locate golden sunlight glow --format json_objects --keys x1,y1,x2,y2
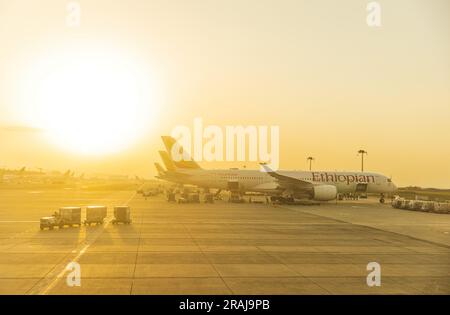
[{"x1": 22, "y1": 46, "x2": 157, "y2": 155}]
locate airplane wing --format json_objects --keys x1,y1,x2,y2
[{"x1": 260, "y1": 164, "x2": 313, "y2": 189}]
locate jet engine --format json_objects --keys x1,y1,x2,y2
[{"x1": 313, "y1": 185, "x2": 337, "y2": 201}]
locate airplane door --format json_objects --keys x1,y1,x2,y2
[{"x1": 355, "y1": 183, "x2": 368, "y2": 193}]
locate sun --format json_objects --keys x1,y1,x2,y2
[{"x1": 23, "y1": 46, "x2": 157, "y2": 155}]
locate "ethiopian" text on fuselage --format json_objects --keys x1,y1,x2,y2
[{"x1": 312, "y1": 172, "x2": 376, "y2": 185}]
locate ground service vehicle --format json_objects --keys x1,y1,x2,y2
[
  {"x1": 178, "y1": 193, "x2": 200, "y2": 204},
  {"x1": 40, "y1": 216, "x2": 59, "y2": 230},
  {"x1": 229, "y1": 192, "x2": 244, "y2": 203},
  {"x1": 144, "y1": 189, "x2": 159, "y2": 197},
  {"x1": 204, "y1": 193, "x2": 214, "y2": 203}
]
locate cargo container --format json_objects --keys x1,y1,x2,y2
[
  {"x1": 59, "y1": 207, "x2": 82, "y2": 227},
  {"x1": 229, "y1": 192, "x2": 245, "y2": 203},
  {"x1": 204, "y1": 193, "x2": 214, "y2": 203},
  {"x1": 412, "y1": 200, "x2": 424, "y2": 211},
  {"x1": 188, "y1": 193, "x2": 200, "y2": 203},
  {"x1": 433, "y1": 203, "x2": 450, "y2": 214},
  {"x1": 391, "y1": 197, "x2": 403, "y2": 208},
  {"x1": 399, "y1": 199, "x2": 410, "y2": 209},
  {"x1": 84, "y1": 206, "x2": 107, "y2": 225},
  {"x1": 177, "y1": 193, "x2": 200, "y2": 204},
  {"x1": 112, "y1": 206, "x2": 131, "y2": 224},
  {"x1": 167, "y1": 192, "x2": 176, "y2": 202},
  {"x1": 405, "y1": 200, "x2": 416, "y2": 210},
  {"x1": 421, "y1": 201, "x2": 435, "y2": 212}
]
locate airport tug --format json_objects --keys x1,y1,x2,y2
[{"x1": 40, "y1": 207, "x2": 82, "y2": 230}]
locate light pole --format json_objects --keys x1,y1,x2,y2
[
  {"x1": 357, "y1": 150, "x2": 368, "y2": 172},
  {"x1": 307, "y1": 156, "x2": 315, "y2": 171}
]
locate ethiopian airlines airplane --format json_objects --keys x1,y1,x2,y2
[{"x1": 156, "y1": 136, "x2": 397, "y2": 203}]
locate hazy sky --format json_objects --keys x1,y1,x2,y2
[{"x1": 0, "y1": 0, "x2": 449, "y2": 187}]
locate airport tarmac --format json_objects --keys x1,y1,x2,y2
[{"x1": 0, "y1": 189, "x2": 449, "y2": 294}]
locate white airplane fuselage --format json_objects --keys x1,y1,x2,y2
[{"x1": 164, "y1": 169, "x2": 397, "y2": 195}]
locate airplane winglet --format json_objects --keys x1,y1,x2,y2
[{"x1": 260, "y1": 163, "x2": 273, "y2": 173}]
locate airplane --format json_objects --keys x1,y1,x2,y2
[
  {"x1": 156, "y1": 136, "x2": 397, "y2": 203},
  {"x1": 63, "y1": 169, "x2": 75, "y2": 177},
  {"x1": 0, "y1": 165, "x2": 84, "y2": 184},
  {"x1": 156, "y1": 151, "x2": 191, "y2": 184},
  {"x1": 0, "y1": 166, "x2": 41, "y2": 182}
]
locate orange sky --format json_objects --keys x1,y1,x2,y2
[{"x1": 0, "y1": 0, "x2": 449, "y2": 187}]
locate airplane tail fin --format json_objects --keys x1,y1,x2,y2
[
  {"x1": 158, "y1": 151, "x2": 177, "y2": 172},
  {"x1": 154, "y1": 162, "x2": 166, "y2": 175},
  {"x1": 161, "y1": 136, "x2": 177, "y2": 154},
  {"x1": 161, "y1": 136, "x2": 202, "y2": 170}
]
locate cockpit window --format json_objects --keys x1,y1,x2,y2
[{"x1": 387, "y1": 178, "x2": 392, "y2": 182}]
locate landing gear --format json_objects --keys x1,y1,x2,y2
[{"x1": 379, "y1": 194, "x2": 385, "y2": 204}]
